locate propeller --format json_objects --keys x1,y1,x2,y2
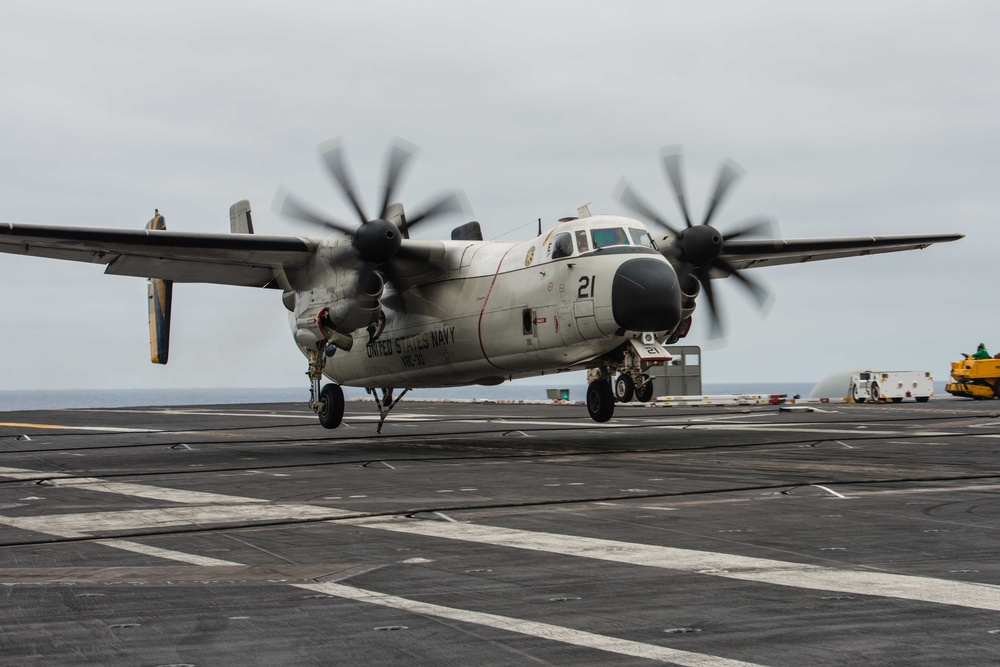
[
  {"x1": 616, "y1": 146, "x2": 774, "y2": 337},
  {"x1": 274, "y1": 139, "x2": 466, "y2": 307}
]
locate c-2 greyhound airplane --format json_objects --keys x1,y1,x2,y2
[{"x1": 0, "y1": 141, "x2": 962, "y2": 430}]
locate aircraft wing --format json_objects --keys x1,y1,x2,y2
[
  {"x1": 719, "y1": 233, "x2": 964, "y2": 271},
  {"x1": 0, "y1": 223, "x2": 318, "y2": 288}
]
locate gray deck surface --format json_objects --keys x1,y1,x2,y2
[{"x1": 1, "y1": 398, "x2": 998, "y2": 666}]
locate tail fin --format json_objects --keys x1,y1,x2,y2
[
  {"x1": 146, "y1": 210, "x2": 173, "y2": 364},
  {"x1": 229, "y1": 199, "x2": 254, "y2": 234}
]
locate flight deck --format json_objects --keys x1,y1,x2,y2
[{"x1": 1, "y1": 399, "x2": 998, "y2": 666}]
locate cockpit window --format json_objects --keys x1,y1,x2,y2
[
  {"x1": 552, "y1": 232, "x2": 574, "y2": 259},
  {"x1": 574, "y1": 230, "x2": 589, "y2": 253},
  {"x1": 628, "y1": 228, "x2": 653, "y2": 248},
  {"x1": 591, "y1": 227, "x2": 630, "y2": 248}
]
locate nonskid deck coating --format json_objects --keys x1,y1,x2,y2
[{"x1": 0, "y1": 399, "x2": 998, "y2": 666}]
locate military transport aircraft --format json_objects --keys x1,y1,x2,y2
[{"x1": 0, "y1": 141, "x2": 962, "y2": 430}]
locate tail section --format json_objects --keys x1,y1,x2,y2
[{"x1": 146, "y1": 210, "x2": 173, "y2": 364}]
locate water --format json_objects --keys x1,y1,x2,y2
[{"x1": 0, "y1": 382, "x2": 830, "y2": 412}]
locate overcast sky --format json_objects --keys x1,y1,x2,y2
[{"x1": 1, "y1": 1, "x2": 995, "y2": 392}]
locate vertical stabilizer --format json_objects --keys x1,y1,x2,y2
[
  {"x1": 229, "y1": 199, "x2": 254, "y2": 234},
  {"x1": 146, "y1": 210, "x2": 173, "y2": 364}
]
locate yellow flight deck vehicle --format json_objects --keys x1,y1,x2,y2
[{"x1": 946, "y1": 356, "x2": 1000, "y2": 399}]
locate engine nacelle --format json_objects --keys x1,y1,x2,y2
[
  {"x1": 293, "y1": 267, "x2": 385, "y2": 351},
  {"x1": 663, "y1": 270, "x2": 699, "y2": 344},
  {"x1": 677, "y1": 270, "x2": 700, "y2": 323}
]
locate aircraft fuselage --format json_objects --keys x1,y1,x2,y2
[{"x1": 290, "y1": 215, "x2": 682, "y2": 389}]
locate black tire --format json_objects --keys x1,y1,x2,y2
[
  {"x1": 634, "y1": 375, "x2": 655, "y2": 403},
  {"x1": 851, "y1": 384, "x2": 866, "y2": 404},
  {"x1": 915, "y1": 396, "x2": 930, "y2": 403},
  {"x1": 993, "y1": 382, "x2": 1000, "y2": 400},
  {"x1": 586, "y1": 380, "x2": 615, "y2": 423},
  {"x1": 318, "y1": 383, "x2": 344, "y2": 429},
  {"x1": 891, "y1": 397, "x2": 903, "y2": 403},
  {"x1": 614, "y1": 374, "x2": 635, "y2": 403},
  {"x1": 870, "y1": 382, "x2": 880, "y2": 402}
]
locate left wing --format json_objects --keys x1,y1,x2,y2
[
  {"x1": 719, "y1": 233, "x2": 964, "y2": 271},
  {"x1": 0, "y1": 223, "x2": 318, "y2": 288}
]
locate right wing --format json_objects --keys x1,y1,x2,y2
[
  {"x1": 719, "y1": 233, "x2": 964, "y2": 271},
  {"x1": 0, "y1": 222, "x2": 320, "y2": 288}
]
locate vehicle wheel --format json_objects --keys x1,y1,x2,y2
[
  {"x1": 891, "y1": 397, "x2": 903, "y2": 403},
  {"x1": 994, "y1": 382, "x2": 1000, "y2": 399},
  {"x1": 915, "y1": 396, "x2": 930, "y2": 403},
  {"x1": 870, "y1": 382, "x2": 880, "y2": 402},
  {"x1": 318, "y1": 383, "x2": 344, "y2": 429},
  {"x1": 634, "y1": 375, "x2": 655, "y2": 403},
  {"x1": 586, "y1": 380, "x2": 615, "y2": 423},
  {"x1": 613, "y1": 374, "x2": 635, "y2": 403},
  {"x1": 851, "y1": 384, "x2": 866, "y2": 403}
]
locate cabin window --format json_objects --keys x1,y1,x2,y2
[
  {"x1": 591, "y1": 227, "x2": 629, "y2": 248},
  {"x1": 575, "y1": 230, "x2": 590, "y2": 253},
  {"x1": 629, "y1": 228, "x2": 653, "y2": 248},
  {"x1": 552, "y1": 232, "x2": 574, "y2": 259}
]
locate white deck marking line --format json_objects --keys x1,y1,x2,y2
[
  {"x1": 833, "y1": 441, "x2": 854, "y2": 449},
  {"x1": 688, "y1": 414, "x2": 774, "y2": 422},
  {"x1": 848, "y1": 483, "x2": 1000, "y2": 497},
  {"x1": 2, "y1": 464, "x2": 998, "y2": 613},
  {"x1": 0, "y1": 503, "x2": 352, "y2": 537},
  {"x1": 657, "y1": 425, "x2": 952, "y2": 436},
  {"x1": 347, "y1": 518, "x2": 1000, "y2": 612},
  {"x1": 0, "y1": 467, "x2": 76, "y2": 480},
  {"x1": 0, "y1": 422, "x2": 161, "y2": 433},
  {"x1": 809, "y1": 485, "x2": 850, "y2": 499},
  {"x1": 99, "y1": 539, "x2": 766, "y2": 667},
  {"x1": 0, "y1": 466, "x2": 269, "y2": 505}
]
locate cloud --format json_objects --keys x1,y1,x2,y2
[{"x1": 0, "y1": 1, "x2": 993, "y2": 390}]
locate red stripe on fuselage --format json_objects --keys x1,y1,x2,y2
[{"x1": 477, "y1": 246, "x2": 516, "y2": 371}]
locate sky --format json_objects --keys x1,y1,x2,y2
[{"x1": 0, "y1": 1, "x2": 996, "y2": 391}]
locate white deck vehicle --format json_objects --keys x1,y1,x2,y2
[{"x1": 850, "y1": 370, "x2": 933, "y2": 403}]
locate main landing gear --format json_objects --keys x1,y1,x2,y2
[
  {"x1": 306, "y1": 346, "x2": 410, "y2": 432},
  {"x1": 587, "y1": 378, "x2": 615, "y2": 423},
  {"x1": 307, "y1": 347, "x2": 345, "y2": 429}
]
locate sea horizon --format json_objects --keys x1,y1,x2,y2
[{"x1": 0, "y1": 380, "x2": 953, "y2": 412}]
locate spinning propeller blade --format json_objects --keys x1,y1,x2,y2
[
  {"x1": 617, "y1": 146, "x2": 773, "y2": 338},
  {"x1": 275, "y1": 139, "x2": 466, "y2": 314}
]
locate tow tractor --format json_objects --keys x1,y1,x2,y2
[
  {"x1": 850, "y1": 370, "x2": 933, "y2": 403},
  {"x1": 946, "y1": 356, "x2": 1000, "y2": 399}
]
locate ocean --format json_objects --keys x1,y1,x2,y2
[
  {"x1": 0, "y1": 382, "x2": 811, "y2": 411},
  {"x1": 0, "y1": 380, "x2": 955, "y2": 412}
]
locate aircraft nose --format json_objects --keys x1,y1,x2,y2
[{"x1": 611, "y1": 258, "x2": 681, "y2": 332}]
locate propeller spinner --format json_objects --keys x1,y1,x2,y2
[{"x1": 616, "y1": 147, "x2": 774, "y2": 337}]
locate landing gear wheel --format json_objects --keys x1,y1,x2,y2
[
  {"x1": 586, "y1": 380, "x2": 615, "y2": 423},
  {"x1": 634, "y1": 375, "x2": 654, "y2": 403},
  {"x1": 852, "y1": 384, "x2": 866, "y2": 403},
  {"x1": 870, "y1": 382, "x2": 880, "y2": 402},
  {"x1": 613, "y1": 374, "x2": 635, "y2": 403},
  {"x1": 317, "y1": 383, "x2": 344, "y2": 429},
  {"x1": 915, "y1": 396, "x2": 930, "y2": 403}
]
